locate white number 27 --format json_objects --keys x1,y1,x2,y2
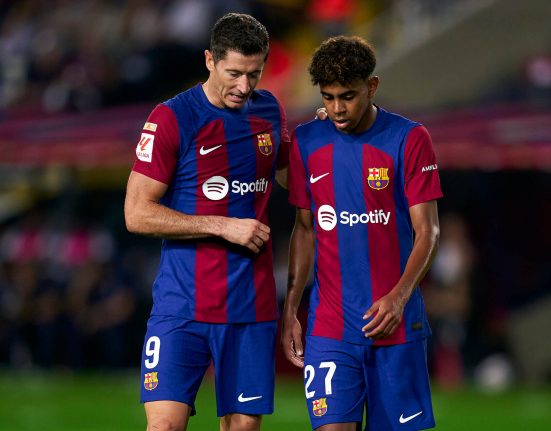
[{"x1": 304, "y1": 361, "x2": 337, "y2": 399}]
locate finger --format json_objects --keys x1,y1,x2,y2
[
  {"x1": 362, "y1": 312, "x2": 384, "y2": 332},
  {"x1": 365, "y1": 314, "x2": 392, "y2": 338},
  {"x1": 251, "y1": 236, "x2": 264, "y2": 248},
  {"x1": 256, "y1": 230, "x2": 270, "y2": 243},
  {"x1": 246, "y1": 242, "x2": 260, "y2": 254},
  {"x1": 257, "y1": 223, "x2": 271, "y2": 234},
  {"x1": 293, "y1": 336, "x2": 304, "y2": 357},
  {"x1": 363, "y1": 301, "x2": 380, "y2": 320},
  {"x1": 291, "y1": 356, "x2": 304, "y2": 368},
  {"x1": 285, "y1": 341, "x2": 304, "y2": 368},
  {"x1": 316, "y1": 108, "x2": 328, "y2": 120}
]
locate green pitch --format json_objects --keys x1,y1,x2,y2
[{"x1": 0, "y1": 371, "x2": 550, "y2": 430}]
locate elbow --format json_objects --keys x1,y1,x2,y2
[
  {"x1": 124, "y1": 206, "x2": 146, "y2": 235},
  {"x1": 124, "y1": 212, "x2": 140, "y2": 234}
]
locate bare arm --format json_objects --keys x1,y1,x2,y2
[
  {"x1": 362, "y1": 200, "x2": 440, "y2": 339},
  {"x1": 281, "y1": 208, "x2": 315, "y2": 367},
  {"x1": 124, "y1": 171, "x2": 270, "y2": 253},
  {"x1": 275, "y1": 166, "x2": 288, "y2": 189}
]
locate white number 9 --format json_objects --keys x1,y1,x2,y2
[{"x1": 145, "y1": 336, "x2": 160, "y2": 369}]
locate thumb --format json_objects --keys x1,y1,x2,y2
[{"x1": 293, "y1": 334, "x2": 304, "y2": 356}]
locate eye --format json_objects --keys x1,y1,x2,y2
[{"x1": 229, "y1": 72, "x2": 240, "y2": 78}]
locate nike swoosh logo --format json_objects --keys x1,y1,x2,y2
[
  {"x1": 199, "y1": 145, "x2": 222, "y2": 155},
  {"x1": 238, "y1": 393, "x2": 263, "y2": 403},
  {"x1": 310, "y1": 172, "x2": 329, "y2": 184},
  {"x1": 399, "y1": 411, "x2": 423, "y2": 424}
]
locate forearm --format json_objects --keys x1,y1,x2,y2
[
  {"x1": 283, "y1": 223, "x2": 315, "y2": 318},
  {"x1": 392, "y1": 226, "x2": 439, "y2": 303},
  {"x1": 125, "y1": 198, "x2": 228, "y2": 240}
]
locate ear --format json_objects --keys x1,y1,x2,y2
[
  {"x1": 368, "y1": 76, "x2": 379, "y2": 98},
  {"x1": 205, "y1": 50, "x2": 215, "y2": 72}
]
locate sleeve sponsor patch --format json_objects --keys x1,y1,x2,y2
[
  {"x1": 136, "y1": 133, "x2": 154, "y2": 162},
  {"x1": 143, "y1": 122, "x2": 157, "y2": 132}
]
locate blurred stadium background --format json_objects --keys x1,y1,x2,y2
[{"x1": 0, "y1": 0, "x2": 550, "y2": 429}]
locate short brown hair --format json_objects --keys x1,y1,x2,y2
[
  {"x1": 210, "y1": 13, "x2": 269, "y2": 63},
  {"x1": 309, "y1": 36, "x2": 376, "y2": 86}
]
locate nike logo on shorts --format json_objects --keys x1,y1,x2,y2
[
  {"x1": 399, "y1": 411, "x2": 423, "y2": 424},
  {"x1": 199, "y1": 145, "x2": 222, "y2": 155},
  {"x1": 238, "y1": 393, "x2": 263, "y2": 402}
]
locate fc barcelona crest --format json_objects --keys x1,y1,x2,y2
[
  {"x1": 312, "y1": 398, "x2": 328, "y2": 417},
  {"x1": 367, "y1": 167, "x2": 390, "y2": 190},
  {"x1": 257, "y1": 133, "x2": 273, "y2": 156},
  {"x1": 144, "y1": 372, "x2": 159, "y2": 391}
]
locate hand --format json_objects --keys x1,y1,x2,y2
[
  {"x1": 221, "y1": 218, "x2": 270, "y2": 253},
  {"x1": 315, "y1": 107, "x2": 328, "y2": 120},
  {"x1": 281, "y1": 315, "x2": 304, "y2": 367},
  {"x1": 362, "y1": 291, "x2": 405, "y2": 340}
]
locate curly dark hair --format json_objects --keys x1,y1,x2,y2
[
  {"x1": 309, "y1": 36, "x2": 376, "y2": 86},
  {"x1": 210, "y1": 13, "x2": 269, "y2": 63}
]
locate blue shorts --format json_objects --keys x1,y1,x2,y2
[
  {"x1": 140, "y1": 316, "x2": 276, "y2": 417},
  {"x1": 304, "y1": 336, "x2": 435, "y2": 431}
]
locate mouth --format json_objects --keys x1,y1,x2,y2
[
  {"x1": 333, "y1": 118, "x2": 350, "y2": 130},
  {"x1": 228, "y1": 92, "x2": 248, "y2": 105}
]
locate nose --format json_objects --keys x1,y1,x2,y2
[
  {"x1": 236, "y1": 75, "x2": 250, "y2": 94},
  {"x1": 333, "y1": 100, "x2": 346, "y2": 115}
]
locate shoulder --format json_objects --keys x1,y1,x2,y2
[
  {"x1": 379, "y1": 107, "x2": 420, "y2": 132},
  {"x1": 295, "y1": 117, "x2": 328, "y2": 140},
  {"x1": 253, "y1": 88, "x2": 277, "y2": 103},
  {"x1": 163, "y1": 85, "x2": 199, "y2": 112}
]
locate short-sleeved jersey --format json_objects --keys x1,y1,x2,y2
[
  {"x1": 132, "y1": 83, "x2": 290, "y2": 323},
  {"x1": 288, "y1": 107, "x2": 442, "y2": 345}
]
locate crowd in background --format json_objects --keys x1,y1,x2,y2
[
  {"x1": 0, "y1": 0, "x2": 550, "y2": 388},
  {"x1": 0, "y1": 0, "x2": 490, "y2": 115}
]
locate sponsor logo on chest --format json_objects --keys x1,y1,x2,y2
[
  {"x1": 317, "y1": 204, "x2": 391, "y2": 231},
  {"x1": 202, "y1": 176, "x2": 269, "y2": 200}
]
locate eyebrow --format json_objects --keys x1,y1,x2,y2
[
  {"x1": 226, "y1": 68, "x2": 262, "y2": 75},
  {"x1": 320, "y1": 90, "x2": 357, "y2": 98}
]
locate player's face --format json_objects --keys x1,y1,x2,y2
[
  {"x1": 205, "y1": 49, "x2": 265, "y2": 109},
  {"x1": 319, "y1": 77, "x2": 379, "y2": 134}
]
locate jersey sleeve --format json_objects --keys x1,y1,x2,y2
[
  {"x1": 404, "y1": 125, "x2": 443, "y2": 207},
  {"x1": 276, "y1": 97, "x2": 291, "y2": 169},
  {"x1": 132, "y1": 104, "x2": 179, "y2": 185},
  {"x1": 288, "y1": 131, "x2": 310, "y2": 209}
]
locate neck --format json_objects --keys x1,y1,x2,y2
[
  {"x1": 202, "y1": 80, "x2": 224, "y2": 109},
  {"x1": 353, "y1": 104, "x2": 378, "y2": 134}
]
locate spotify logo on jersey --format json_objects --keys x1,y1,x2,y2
[
  {"x1": 202, "y1": 176, "x2": 229, "y2": 200},
  {"x1": 317, "y1": 204, "x2": 392, "y2": 231},
  {"x1": 317, "y1": 204, "x2": 337, "y2": 231},
  {"x1": 202, "y1": 176, "x2": 270, "y2": 201}
]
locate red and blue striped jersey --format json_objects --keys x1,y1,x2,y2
[
  {"x1": 288, "y1": 107, "x2": 442, "y2": 345},
  {"x1": 132, "y1": 84, "x2": 290, "y2": 323}
]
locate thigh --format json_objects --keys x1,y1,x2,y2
[
  {"x1": 304, "y1": 336, "x2": 365, "y2": 430},
  {"x1": 365, "y1": 339, "x2": 435, "y2": 431},
  {"x1": 211, "y1": 321, "x2": 277, "y2": 417},
  {"x1": 140, "y1": 316, "x2": 211, "y2": 413}
]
